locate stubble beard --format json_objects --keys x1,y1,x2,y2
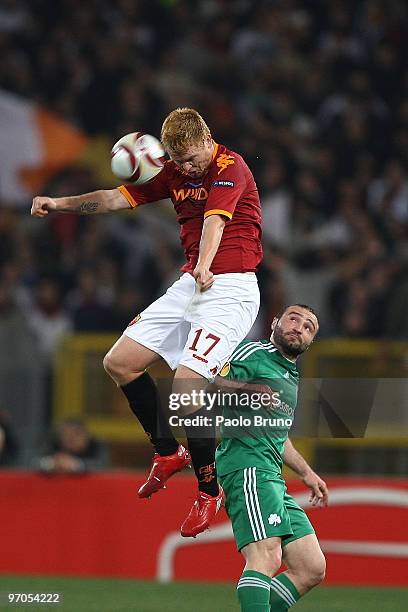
[{"x1": 272, "y1": 325, "x2": 309, "y2": 358}]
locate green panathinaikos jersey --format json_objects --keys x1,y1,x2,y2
[{"x1": 215, "y1": 339, "x2": 299, "y2": 476}]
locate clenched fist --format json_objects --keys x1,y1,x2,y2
[
  {"x1": 31, "y1": 196, "x2": 57, "y2": 217},
  {"x1": 193, "y1": 263, "x2": 214, "y2": 291}
]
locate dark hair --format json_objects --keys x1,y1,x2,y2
[{"x1": 275, "y1": 304, "x2": 318, "y2": 321}]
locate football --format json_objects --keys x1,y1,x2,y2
[{"x1": 111, "y1": 132, "x2": 166, "y2": 183}]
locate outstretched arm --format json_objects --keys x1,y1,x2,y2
[
  {"x1": 283, "y1": 438, "x2": 329, "y2": 507},
  {"x1": 193, "y1": 214, "x2": 226, "y2": 291},
  {"x1": 31, "y1": 188, "x2": 131, "y2": 217}
]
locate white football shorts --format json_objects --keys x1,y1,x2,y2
[{"x1": 124, "y1": 272, "x2": 260, "y2": 380}]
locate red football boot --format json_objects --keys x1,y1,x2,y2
[
  {"x1": 138, "y1": 444, "x2": 191, "y2": 499},
  {"x1": 180, "y1": 485, "x2": 224, "y2": 537}
]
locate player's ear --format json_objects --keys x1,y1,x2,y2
[
  {"x1": 306, "y1": 331, "x2": 318, "y2": 350},
  {"x1": 271, "y1": 317, "x2": 278, "y2": 331}
]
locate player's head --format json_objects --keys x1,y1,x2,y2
[
  {"x1": 270, "y1": 304, "x2": 319, "y2": 359},
  {"x1": 161, "y1": 107, "x2": 213, "y2": 178}
]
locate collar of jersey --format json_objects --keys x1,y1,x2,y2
[{"x1": 269, "y1": 341, "x2": 298, "y2": 369}]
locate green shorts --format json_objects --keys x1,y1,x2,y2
[{"x1": 219, "y1": 467, "x2": 315, "y2": 551}]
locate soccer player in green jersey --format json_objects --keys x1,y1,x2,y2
[{"x1": 215, "y1": 304, "x2": 328, "y2": 611}]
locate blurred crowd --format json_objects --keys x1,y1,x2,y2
[
  {"x1": 1, "y1": 0, "x2": 408, "y2": 361},
  {"x1": 35, "y1": 417, "x2": 110, "y2": 474}
]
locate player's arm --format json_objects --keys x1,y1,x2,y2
[
  {"x1": 283, "y1": 438, "x2": 329, "y2": 507},
  {"x1": 214, "y1": 352, "x2": 274, "y2": 402},
  {"x1": 215, "y1": 373, "x2": 273, "y2": 396},
  {"x1": 195, "y1": 154, "x2": 245, "y2": 291},
  {"x1": 194, "y1": 214, "x2": 226, "y2": 291},
  {"x1": 31, "y1": 188, "x2": 131, "y2": 217}
]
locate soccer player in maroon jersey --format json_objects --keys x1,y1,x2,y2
[{"x1": 31, "y1": 108, "x2": 262, "y2": 537}]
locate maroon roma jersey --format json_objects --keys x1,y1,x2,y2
[{"x1": 118, "y1": 142, "x2": 262, "y2": 274}]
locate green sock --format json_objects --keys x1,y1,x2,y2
[
  {"x1": 237, "y1": 570, "x2": 271, "y2": 611},
  {"x1": 269, "y1": 574, "x2": 300, "y2": 610}
]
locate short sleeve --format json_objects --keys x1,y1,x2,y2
[
  {"x1": 204, "y1": 153, "x2": 246, "y2": 220},
  {"x1": 223, "y1": 347, "x2": 263, "y2": 382},
  {"x1": 117, "y1": 167, "x2": 171, "y2": 209}
]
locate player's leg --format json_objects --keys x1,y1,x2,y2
[
  {"x1": 103, "y1": 335, "x2": 180, "y2": 456},
  {"x1": 220, "y1": 469, "x2": 293, "y2": 612},
  {"x1": 179, "y1": 273, "x2": 260, "y2": 535},
  {"x1": 238, "y1": 538, "x2": 282, "y2": 612},
  {"x1": 282, "y1": 534, "x2": 326, "y2": 594},
  {"x1": 104, "y1": 334, "x2": 160, "y2": 385},
  {"x1": 174, "y1": 364, "x2": 218, "y2": 493},
  {"x1": 172, "y1": 363, "x2": 224, "y2": 536},
  {"x1": 269, "y1": 495, "x2": 325, "y2": 610},
  {"x1": 268, "y1": 534, "x2": 325, "y2": 610},
  {"x1": 103, "y1": 274, "x2": 196, "y2": 495}
]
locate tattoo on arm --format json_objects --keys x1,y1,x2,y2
[{"x1": 75, "y1": 201, "x2": 100, "y2": 214}]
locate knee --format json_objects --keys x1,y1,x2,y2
[
  {"x1": 103, "y1": 350, "x2": 128, "y2": 381},
  {"x1": 304, "y1": 553, "x2": 326, "y2": 588},
  {"x1": 262, "y1": 542, "x2": 282, "y2": 577},
  {"x1": 265, "y1": 545, "x2": 283, "y2": 576},
  {"x1": 245, "y1": 540, "x2": 282, "y2": 577}
]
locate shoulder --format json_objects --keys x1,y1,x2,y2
[
  {"x1": 230, "y1": 339, "x2": 275, "y2": 363},
  {"x1": 257, "y1": 349, "x2": 299, "y2": 379},
  {"x1": 221, "y1": 340, "x2": 275, "y2": 380},
  {"x1": 212, "y1": 143, "x2": 248, "y2": 175},
  {"x1": 219, "y1": 341, "x2": 262, "y2": 378}
]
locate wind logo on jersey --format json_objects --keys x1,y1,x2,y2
[
  {"x1": 220, "y1": 362, "x2": 230, "y2": 377},
  {"x1": 268, "y1": 513, "x2": 282, "y2": 526},
  {"x1": 212, "y1": 180, "x2": 235, "y2": 188},
  {"x1": 173, "y1": 187, "x2": 209, "y2": 202},
  {"x1": 216, "y1": 153, "x2": 235, "y2": 175}
]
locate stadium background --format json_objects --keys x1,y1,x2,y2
[{"x1": 0, "y1": 0, "x2": 407, "y2": 610}]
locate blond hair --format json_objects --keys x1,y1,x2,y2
[{"x1": 161, "y1": 108, "x2": 211, "y2": 154}]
